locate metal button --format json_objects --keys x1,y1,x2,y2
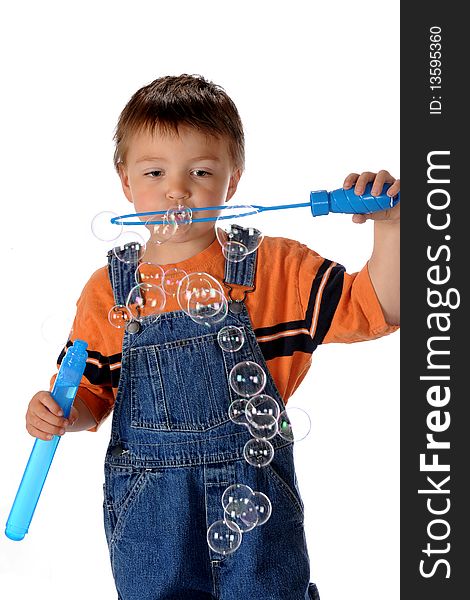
[
  {"x1": 228, "y1": 301, "x2": 243, "y2": 315},
  {"x1": 111, "y1": 444, "x2": 127, "y2": 457},
  {"x1": 126, "y1": 320, "x2": 141, "y2": 334}
]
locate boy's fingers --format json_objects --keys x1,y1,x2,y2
[
  {"x1": 26, "y1": 424, "x2": 52, "y2": 441},
  {"x1": 371, "y1": 170, "x2": 393, "y2": 196},
  {"x1": 343, "y1": 172, "x2": 359, "y2": 188},
  {"x1": 354, "y1": 171, "x2": 376, "y2": 194},
  {"x1": 36, "y1": 391, "x2": 64, "y2": 417},
  {"x1": 34, "y1": 403, "x2": 68, "y2": 428},
  {"x1": 387, "y1": 178, "x2": 400, "y2": 196},
  {"x1": 26, "y1": 422, "x2": 65, "y2": 441},
  {"x1": 28, "y1": 413, "x2": 66, "y2": 437}
]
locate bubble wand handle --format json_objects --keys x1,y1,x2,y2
[
  {"x1": 309, "y1": 182, "x2": 399, "y2": 217},
  {"x1": 5, "y1": 339, "x2": 88, "y2": 542}
]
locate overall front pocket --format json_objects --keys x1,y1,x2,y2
[{"x1": 129, "y1": 333, "x2": 239, "y2": 431}]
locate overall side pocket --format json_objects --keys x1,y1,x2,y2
[{"x1": 103, "y1": 464, "x2": 154, "y2": 547}]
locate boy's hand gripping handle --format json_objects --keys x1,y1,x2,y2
[
  {"x1": 5, "y1": 339, "x2": 88, "y2": 541},
  {"x1": 310, "y1": 182, "x2": 400, "y2": 217}
]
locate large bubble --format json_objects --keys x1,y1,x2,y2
[
  {"x1": 90, "y1": 210, "x2": 123, "y2": 242},
  {"x1": 217, "y1": 326, "x2": 245, "y2": 352},
  {"x1": 224, "y1": 498, "x2": 258, "y2": 532},
  {"x1": 135, "y1": 262, "x2": 164, "y2": 287},
  {"x1": 229, "y1": 361, "x2": 266, "y2": 398},
  {"x1": 207, "y1": 519, "x2": 242, "y2": 555},
  {"x1": 228, "y1": 398, "x2": 250, "y2": 426},
  {"x1": 176, "y1": 272, "x2": 224, "y2": 314},
  {"x1": 107, "y1": 304, "x2": 132, "y2": 329},
  {"x1": 215, "y1": 211, "x2": 264, "y2": 263},
  {"x1": 243, "y1": 438, "x2": 274, "y2": 467},
  {"x1": 144, "y1": 214, "x2": 177, "y2": 247},
  {"x1": 278, "y1": 406, "x2": 311, "y2": 442},
  {"x1": 126, "y1": 283, "x2": 166, "y2": 320},
  {"x1": 250, "y1": 491, "x2": 272, "y2": 526},
  {"x1": 112, "y1": 232, "x2": 147, "y2": 264},
  {"x1": 162, "y1": 267, "x2": 188, "y2": 297}
]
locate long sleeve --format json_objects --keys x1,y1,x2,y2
[{"x1": 49, "y1": 266, "x2": 123, "y2": 431}]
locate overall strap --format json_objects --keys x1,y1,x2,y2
[
  {"x1": 223, "y1": 225, "x2": 260, "y2": 310},
  {"x1": 107, "y1": 244, "x2": 140, "y2": 306}
]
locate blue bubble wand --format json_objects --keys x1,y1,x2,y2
[
  {"x1": 5, "y1": 340, "x2": 88, "y2": 541},
  {"x1": 110, "y1": 182, "x2": 399, "y2": 226}
]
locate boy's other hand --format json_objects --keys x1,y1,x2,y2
[
  {"x1": 26, "y1": 391, "x2": 78, "y2": 441},
  {"x1": 343, "y1": 170, "x2": 400, "y2": 225}
]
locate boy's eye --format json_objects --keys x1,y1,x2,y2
[
  {"x1": 192, "y1": 169, "x2": 210, "y2": 177},
  {"x1": 146, "y1": 170, "x2": 163, "y2": 177}
]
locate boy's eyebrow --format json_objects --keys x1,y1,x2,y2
[{"x1": 136, "y1": 155, "x2": 221, "y2": 163}]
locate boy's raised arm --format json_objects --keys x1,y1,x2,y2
[{"x1": 343, "y1": 170, "x2": 400, "y2": 326}]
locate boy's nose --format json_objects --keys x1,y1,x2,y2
[{"x1": 165, "y1": 177, "x2": 190, "y2": 202}]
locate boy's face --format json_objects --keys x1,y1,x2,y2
[{"x1": 118, "y1": 125, "x2": 241, "y2": 246}]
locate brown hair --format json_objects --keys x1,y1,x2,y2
[{"x1": 113, "y1": 74, "x2": 245, "y2": 172}]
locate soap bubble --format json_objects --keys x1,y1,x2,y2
[
  {"x1": 176, "y1": 272, "x2": 224, "y2": 314},
  {"x1": 229, "y1": 361, "x2": 266, "y2": 398},
  {"x1": 188, "y1": 291, "x2": 229, "y2": 328},
  {"x1": 243, "y1": 438, "x2": 274, "y2": 467},
  {"x1": 247, "y1": 418, "x2": 278, "y2": 440},
  {"x1": 166, "y1": 204, "x2": 192, "y2": 239},
  {"x1": 40, "y1": 309, "x2": 75, "y2": 348},
  {"x1": 224, "y1": 498, "x2": 258, "y2": 532},
  {"x1": 207, "y1": 519, "x2": 242, "y2": 555},
  {"x1": 108, "y1": 304, "x2": 132, "y2": 329},
  {"x1": 246, "y1": 395, "x2": 280, "y2": 440},
  {"x1": 221, "y1": 484, "x2": 254, "y2": 510},
  {"x1": 126, "y1": 283, "x2": 166, "y2": 320},
  {"x1": 135, "y1": 262, "x2": 164, "y2": 287},
  {"x1": 228, "y1": 398, "x2": 250, "y2": 426},
  {"x1": 144, "y1": 214, "x2": 177, "y2": 246},
  {"x1": 187, "y1": 288, "x2": 224, "y2": 319},
  {"x1": 217, "y1": 326, "x2": 245, "y2": 352},
  {"x1": 216, "y1": 216, "x2": 264, "y2": 262},
  {"x1": 278, "y1": 407, "x2": 311, "y2": 442},
  {"x1": 112, "y1": 232, "x2": 147, "y2": 264},
  {"x1": 251, "y1": 491, "x2": 272, "y2": 526},
  {"x1": 90, "y1": 210, "x2": 123, "y2": 242},
  {"x1": 162, "y1": 267, "x2": 188, "y2": 297},
  {"x1": 245, "y1": 395, "x2": 280, "y2": 427},
  {"x1": 221, "y1": 241, "x2": 249, "y2": 263}
]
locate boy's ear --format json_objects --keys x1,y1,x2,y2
[
  {"x1": 117, "y1": 163, "x2": 133, "y2": 204},
  {"x1": 226, "y1": 168, "x2": 242, "y2": 202}
]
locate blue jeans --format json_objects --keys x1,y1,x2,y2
[{"x1": 103, "y1": 249, "x2": 320, "y2": 599}]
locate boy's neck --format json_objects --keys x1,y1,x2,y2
[{"x1": 142, "y1": 229, "x2": 217, "y2": 266}]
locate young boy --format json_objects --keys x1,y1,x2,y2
[{"x1": 26, "y1": 74, "x2": 400, "y2": 600}]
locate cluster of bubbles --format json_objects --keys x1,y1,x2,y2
[
  {"x1": 227, "y1": 361, "x2": 311, "y2": 465},
  {"x1": 206, "y1": 325, "x2": 311, "y2": 555},
  {"x1": 207, "y1": 483, "x2": 272, "y2": 555},
  {"x1": 107, "y1": 269, "x2": 234, "y2": 330},
  {"x1": 90, "y1": 204, "x2": 193, "y2": 251},
  {"x1": 91, "y1": 202, "x2": 311, "y2": 556},
  {"x1": 91, "y1": 203, "x2": 265, "y2": 266}
]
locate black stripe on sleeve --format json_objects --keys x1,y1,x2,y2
[
  {"x1": 258, "y1": 333, "x2": 318, "y2": 361},
  {"x1": 57, "y1": 342, "x2": 122, "y2": 387},
  {"x1": 311, "y1": 263, "x2": 345, "y2": 345}
]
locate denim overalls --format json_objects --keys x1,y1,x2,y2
[{"x1": 103, "y1": 240, "x2": 320, "y2": 600}]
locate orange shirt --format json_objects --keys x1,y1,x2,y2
[{"x1": 51, "y1": 236, "x2": 398, "y2": 431}]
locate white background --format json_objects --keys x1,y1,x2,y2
[{"x1": 0, "y1": 1, "x2": 400, "y2": 598}]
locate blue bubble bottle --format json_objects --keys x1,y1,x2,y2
[{"x1": 5, "y1": 339, "x2": 88, "y2": 541}]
